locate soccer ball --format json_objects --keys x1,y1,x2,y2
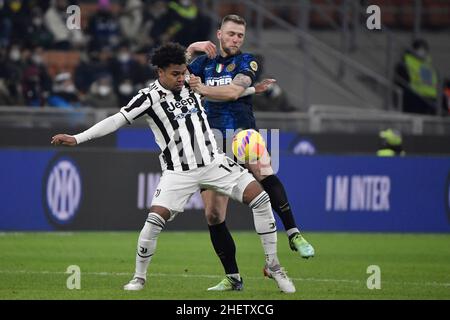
[{"x1": 232, "y1": 129, "x2": 266, "y2": 162}]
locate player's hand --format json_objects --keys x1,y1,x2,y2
[
  {"x1": 51, "y1": 134, "x2": 77, "y2": 146},
  {"x1": 189, "y1": 75, "x2": 204, "y2": 93},
  {"x1": 254, "y1": 79, "x2": 276, "y2": 94},
  {"x1": 189, "y1": 41, "x2": 217, "y2": 59}
]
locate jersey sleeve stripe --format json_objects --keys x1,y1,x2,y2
[
  {"x1": 119, "y1": 111, "x2": 131, "y2": 124},
  {"x1": 124, "y1": 93, "x2": 148, "y2": 112}
]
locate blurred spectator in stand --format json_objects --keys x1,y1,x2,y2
[
  {"x1": 74, "y1": 44, "x2": 112, "y2": 94},
  {"x1": 87, "y1": 0, "x2": 121, "y2": 49},
  {"x1": 0, "y1": 1, "x2": 13, "y2": 47},
  {"x1": 0, "y1": 78, "x2": 11, "y2": 105},
  {"x1": 443, "y1": 78, "x2": 450, "y2": 116},
  {"x1": 24, "y1": 7, "x2": 53, "y2": 49},
  {"x1": 110, "y1": 41, "x2": 141, "y2": 105},
  {"x1": 133, "y1": 52, "x2": 157, "y2": 87},
  {"x1": 376, "y1": 129, "x2": 405, "y2": 157},
  {"x1": 44, "y1": 0, "x2": 84, "y2": 49},
  {"x1": 116, "y1": 79, "x2": 135, "y2": 107},
  {"x1": 48, "y1": 72, "x2": 80, "y2": 108},
  {"x1": 0, "y1": 42, "x2": 26, "y2": 105},
  {"x1": 252, "y1": 54, "x2": 296, "y2": 112},
  {"x1": 1, "y1": 0, "x2": 31, "y2": 47},
  {"x1": 151, "y1": 0, "x2": 211, "y2": 47},
  {"x1": 0, "y1": 45, "x2": 12, "y2": 105},
  {"x1": 83, "y1": 73, "x2": 119, "y2": 108},
  {"x1": 139, "y1": 0, "x2": 169, "y2": 51},
  {"x1": 21, "y1": 45, "x2": 52, "y2": 106},
  {"x1": 119, "y1": 0, "x2": 143, "y2": 49},
  {"x1": 394, "y1": 39, "x2": 439, "y2": 115}
]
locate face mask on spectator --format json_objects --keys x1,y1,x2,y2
[
  {"x1": 98, "y1": 85, "x2": 111, "y2": 96},
  {"x1": 152, "y1": 3, "x2": 167, "y2": 18},
  {"x1": 119, "y1": 82, "x2": 133, "y2": 95},
  {"x1": 415, "y1": 47, "x2": 428, "y2": 59},
  {"x1": 9, "y1": 49, "x2": 21, "y2": 61},
  {"x1": 64, "y1": 84, "x2": 76, "y2": 93},
  {"x1": 33, "y1": 17, "x2": 43, "y2": 27},
  {"x1": 118, "y1": 52, "x2": 131, "y2": 63},
  {"x1": 32, "y1": 54, "x2": 43, "y2": 65},
  {"x1": 180, "y1": 0, "x2": 192, "y2": 7}
]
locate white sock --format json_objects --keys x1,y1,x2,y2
[
  {"x1": 134, "y1": 212, "x2": 165, "y2": 280},
  {"x1": 286, "y1": 228, "x2": 300, "y2": 238},
  {"x1": 227, "y1": 273, "x2": 241, "y2": 281},
  {"x1": 249, "y1": 191, "x2": 279, "y2": 267}
]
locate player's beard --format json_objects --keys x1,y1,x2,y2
[
  {"x1": 221, "y1": 39, "x2": 239, "y2": 57},
  {"x1": 223, "y1": 46, "x2": 232, "y2": 56}
]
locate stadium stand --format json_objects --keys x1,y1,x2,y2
[
  {"x1": 0, "y1": 0, "x2": 448, "y2": 135},
  {"x1": 43, "y1": 50, "x2": 80, "y2": 78}
]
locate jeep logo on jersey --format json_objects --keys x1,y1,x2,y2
[
  {"x1": 167, "y1": 97, "x2": 196, "y2": 112},
  {"x1": 44, "y1": 156, "x2": 82, "y2": 225}
]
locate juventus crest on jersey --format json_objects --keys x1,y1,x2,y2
[{"x1": 119, "y1": 80, "x2": 219, "y2": 172}]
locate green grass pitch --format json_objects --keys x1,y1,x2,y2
[{"x1": 0, "y1": 232, "x2": 449, "y2": 300}]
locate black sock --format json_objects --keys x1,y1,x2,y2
[
  {"x1": 208, "y1": 221, "x2": 239, "y2": 274},
  {"x1": 260, "y1": 174, "x2": 298, "y2": 231}
]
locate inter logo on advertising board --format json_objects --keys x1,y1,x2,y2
[{"x1": 43, "y1": 156, "x2": 82, "y2": 225}]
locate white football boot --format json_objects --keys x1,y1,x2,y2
[
  {"x1": 123, "y1": 277, "x2": 145, "y2": 291},
  {"x1": 263, "y1": 265, "x2": 296, "y2": 293}
]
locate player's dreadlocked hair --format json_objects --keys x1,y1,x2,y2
[{"x1": 150, "y1": 42, "x2": 187, "y2": 69}]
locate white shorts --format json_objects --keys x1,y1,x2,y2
[{"x1": 151, "y1": 153, "x2": 255, "y2": 220}]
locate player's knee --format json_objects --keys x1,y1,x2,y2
[
  {"x1": 242, "y1": 180, "x2": 264, "y2": 205},
  {"x1": 149, "y1": 206, "x2": 171, "y2": 221},
  {"x1": 204, "y1": 206, "x2": 226, "y2": 225}
]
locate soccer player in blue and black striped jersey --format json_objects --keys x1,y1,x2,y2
[{"x1": 187, "y1": 14, "x2": 315, "y2": 291}]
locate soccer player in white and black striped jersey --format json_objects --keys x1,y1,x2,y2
[{"x1": 51, "y1": 43, "x2": 295, "y2": 293}]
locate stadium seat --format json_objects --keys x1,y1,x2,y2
[
  {"x1": 423, "y1": 0, "x2": 450, "y2": 29},
  {"x1": 216, "y1": 3, "x2": 246, "y2": 21},
  {"x1": 309, "y1": 0, "x2": 339, "y2": 29},
  {"x1": 43, "y1": 51, "x2": 81, "y2": 79},
  {"x1": 367, "y1": 0, "x2": 397, "y2": 27},
  {"x1": 79, "y1": 2, "x2": 122, "y2": 30}
]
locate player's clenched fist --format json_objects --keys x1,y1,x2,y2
[
  {"x1": 189, "y1": 75, "x2": 204, "y2": 91},
  {"x1": 51, "y1": 134, "x2": 77, "y2": 146}
]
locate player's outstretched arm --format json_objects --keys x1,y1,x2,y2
[
  {"x1": 51, "y1": 134, "x2": 77, "y2": 146},
  {"x1": 51, "y1": 112, "x2": 127, "y2": 146},
  {"x1": 239, "y1": 78, "x2": 277, "y2": 98}
]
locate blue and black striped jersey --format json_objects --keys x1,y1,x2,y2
[{"x1": 188, "y1": 52, "x2": 260, "y2": 135}]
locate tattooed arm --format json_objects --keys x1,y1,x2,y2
[{"x1": 189, "y1": 73, "x2": 251, "y2": 101}]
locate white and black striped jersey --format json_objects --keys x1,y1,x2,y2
[{"x1": 119, "y1": 80, "x2": 219, "y2": 172}]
